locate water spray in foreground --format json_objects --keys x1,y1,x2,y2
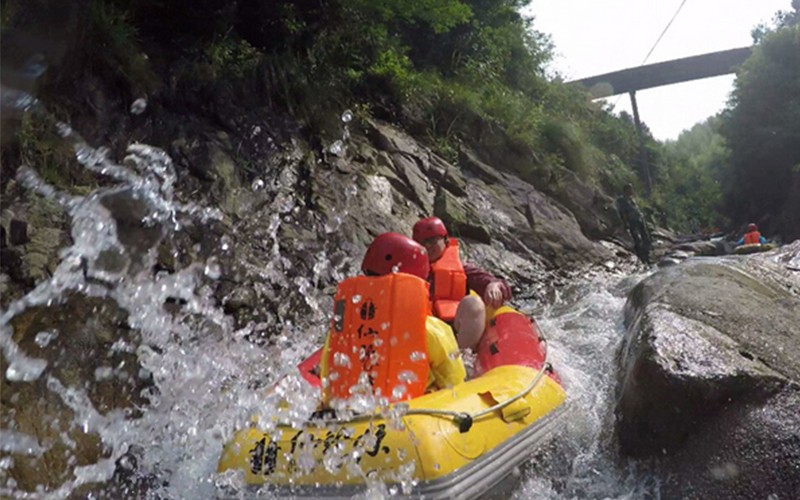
[{"x1": 0, "y1": 118, "x2": 325, "y2": 498}]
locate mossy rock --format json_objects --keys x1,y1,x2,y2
[
  {"x1": 2, "y1": 293, "x2": 151, "y2": 493},
  {"x1": 433, "y1": 189, "x2": 491, "y2": 243}
]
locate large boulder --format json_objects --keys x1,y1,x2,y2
[
  {"x1": 616, "y1": 255, "x2": 800, "y2": 498},
  {"x1": 1, "y1": 294, "x2": 151, "y2": 493}
]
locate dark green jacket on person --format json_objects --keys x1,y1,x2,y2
[{"x1": 616, "y1": 195, "x2": 644, "y2": 226}]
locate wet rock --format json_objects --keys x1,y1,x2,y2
[
  {"x1": 173, "y1": 136, "x2": 241, "y2": 213},
  {"x1": 616, "y1": 256, "x2": 800, "y2": 498},
  {"x1": 98, "y1": 188, "x2": 165, "y2": 273},
  {"x1": 1, "y1": 294, "x2": 150, "y2": 493},
  {"x1": 523, "y1": 188, "x2": 611, "y2": 265},
  {"x1": 459, "y1": 148, "x2": 503, "y2": 185},
  {"x1": 23, "y1": 227, "x2": 64, "y2": 283},
  {"x1": 674, "y1": 240, "x2": 718, "y2": 256},
  {"x1": 367, "y1": 119, "x2": 423, "y2": 161},
  {"x1": 390, "y1": 152, "x2": 434, "y2": 213},
  {"x1": 428, "y1": 152, "x2": 467, "y2": 197},
  {"x1": 660, "y1": 387, "x2": 800, "y2": 500},
  {"x1": 544, "y1": 169, "x2": 618, "y2": 241},
  {"x1": 9, "y1": 219, "x2": 28, "y2": 245},
  {"x1": 650, "y1": 227, "x2": 677, "y2": 243},
  {"x1": 433, "y1": 189, "x2": 491, "y2": 244}
]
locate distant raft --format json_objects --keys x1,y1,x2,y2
[
  {"x1": 733, "y1": 243, "x2": 777, "y2": 255},
  {"x1": 217, "y1": 305, "x2": 568, "y2": 499}
]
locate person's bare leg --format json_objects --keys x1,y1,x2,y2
[{"x1": 453, "y1": 295, "x2": 486, "y2": 350}]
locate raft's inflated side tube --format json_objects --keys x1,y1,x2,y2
[
  {"x1": 217, "y1": 365, "x2": 566, "y2": 491},
  {"x1": 475, "y1": 306, "x2": 546, "y2": 376},
  {"x1": 734, "y1": 242, "x2": 777, "y2": 255}
]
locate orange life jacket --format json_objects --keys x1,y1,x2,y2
[
  {"x1": 430, "y1": 239, "x2": 468, "y2": 322},
  {"x1": 324, "y1": 273, "x2": 430, "y2": 404},
  {"x1": 744, "y1": 231, "x2": 761, "y2": 245}
]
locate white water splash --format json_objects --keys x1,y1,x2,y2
[{"x1": 513, "y1": 272, "x2": 660, "y2": 499}]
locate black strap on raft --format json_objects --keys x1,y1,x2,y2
[{"x1": 301, "y1": 340, "x2": 553, "y2": 434}]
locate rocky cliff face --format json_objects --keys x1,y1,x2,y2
[
  {"x1": 1, "y1": 105, "x2": 636, "y2": 327},
  {"x1": 0, "y1": 95, "x2": 641, "y2": 493}
]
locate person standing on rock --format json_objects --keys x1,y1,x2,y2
[
  {"x1": 616, "y1": 184, "x2": 652, "y2": 265},
  {"x1": 412, "y1": 216, "x2": 512, "y2": 351}
]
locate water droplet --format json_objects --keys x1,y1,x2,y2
[
  {"x1": 324, "y1": 215, "x2": 342, "y2": 234},
  {"x1": 433, "y1": 463, "x2": 440, "y2": 471},
  {"x1": 391, "y1": 264, "x2": 400, "y2": 273},
  {"x1": 251, "y1": 178, "x2": 265, "y2": 191},
  {"x1": 1, "y1": 89, "x2": 38, "y2": 112},
  {"x1": 345, "y1": 183, "x2": 358, "y2": 197},
  {"x1": 333, "y1": 352, "x2": 351, "y2": 368},
  {"x1": 204, "y1": 259, "x2": 222, "y2": 279},
  {"x1": 250, "y1": 125, "x2": 262, "y2": 137},
  {"x1": 398, "y1": 370, "x2": 417, "y2": 383},
  {"x1": 130, "y1": 98, "x2": 147, "y2": 115},
  {"x1": 220, "y1": 236, "x2": 231, "y2": 251},
  {"x1": 5, "y1": 358, "x2": 47, "y2": 382},
  {"x1": 55, "y1": 122, "x2": 73, "y2": 138},
  {"x1": 94, "y1": 367, "x2": 114, "y2": 381},
  {"x1": 392, "y1": 385, "x2": 407, "y2": 399},
  {"x1": 34, "y1": 330, "x2": 59, "y2": 348},
  {"x1": 351, "y1": 294, "x2": 362, "y2": 304},
  {"x1": 381, "y1": 322, "x2": 390, "y2": 330},
  {"x1": 341, "y1": 109, "x2": 353, "y2": 123},
  {"x1": 409, "y1": 351, "x2": 426, "y2": 362},
  {"x1": 329, "y1": 140, "x2": 344, "y2": 156},
  {"x1": 22, "y1": 53, "x2": 48, "y2": 79}
]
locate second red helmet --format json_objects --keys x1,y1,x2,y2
[
  {"x1": 362, "y1": 232, "x2": 430, "y2": 279},
  {"x1": 746, "y1": 223, "x2": 758, "y2": 232},
  {"x1": 412, "y1": 217, "x2": 448, "y2": 243}
]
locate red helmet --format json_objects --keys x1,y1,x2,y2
[
  {"x1": 362, "y1": 233, "x2": 429, "y2": 279},
  {"x1": 412, "y1": 217, "x2": 448, "y2": 243},
  {"x1": 746, "y1": 223, "x2": 758, "y2": 232}
]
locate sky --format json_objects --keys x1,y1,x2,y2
[{"x1": 529, "y1": 0, "x2": 793, "y2": 141}]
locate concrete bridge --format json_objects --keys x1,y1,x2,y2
[
  {"x1": 567, "y1": 47, "x2": 752, "y2": 98},
  {"x1": 566, "y1": 47, "x2": 753, "y2": 192}
]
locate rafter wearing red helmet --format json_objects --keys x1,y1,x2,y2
[
  {"x1": 319, "y1": 232, "x2": 466, "y2": 408},
  {"x1": 737, "y1": 223, "x2": 767, "y2": 246},
  {"x1": 412, "y1": 217, "x2": 513, "y2": 351}
]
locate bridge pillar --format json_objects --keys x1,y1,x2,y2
[{"x1": 629, "y1": 91, "x2": 652, "y2": 195}]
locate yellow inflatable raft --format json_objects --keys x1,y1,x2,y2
[
  {"x1": 733, "y1": 242, "x2": 777, "y2": 255},
  {"x1": 218, "y1": 307, "x2": 568, "y2": 498}
]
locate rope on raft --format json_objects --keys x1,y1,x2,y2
[{"x1": 306, "y1": 337, "x2": 553, "y2": 433}]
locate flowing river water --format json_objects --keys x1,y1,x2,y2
[{"x1": 1, "y1": 99, "x2": 660, "y2": 499}]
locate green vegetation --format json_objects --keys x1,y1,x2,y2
[
  {"x1": 720, "y1": 21, "x2": 800, "y2": 236},
  {"x1": 3, "y1": 0, "x2": 798, "y2": 239},
  {"x1": 652, "y1": 118, "x2": 728, "y2": 232}
]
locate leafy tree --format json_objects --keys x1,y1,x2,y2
[
  {"x1": 720, "y1": 23, "x2": 800, "y2": 236},
  {"x1": 652, "y1": 118, "x2": 728, "y2": 232}
]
